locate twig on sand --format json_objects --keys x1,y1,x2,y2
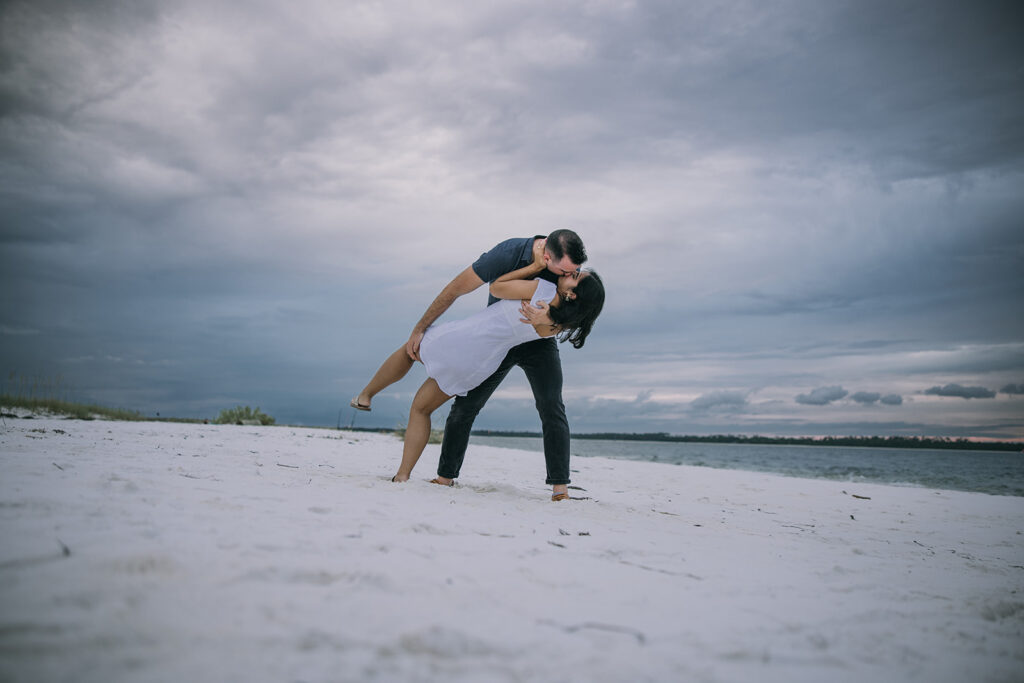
[
  {"x1": 0, "y1": 540, "x2": 71, "y2": 570},
  {"x1": 276, "y1": 463, "x2": 299, "y2": 469},
  {"x1": 913, "y1": 540, "x2": 935, "y2": 555},
  {"x1": 541, "y1": 620, "x2": 647, "y2": 645}
]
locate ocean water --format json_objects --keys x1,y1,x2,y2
[{"x1": 469, "y1": 436, "x2": 1024, "y2": 497}]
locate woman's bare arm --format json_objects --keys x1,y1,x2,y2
[
  {"x1": 489, "y1": 239, "x2": 547, "y2": 300},
  {"x1": 489, "y1": 275, "x2": 541, "y2": 300}
]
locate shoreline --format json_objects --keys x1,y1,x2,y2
[
  {"x1": 476, "y1": 429, "x2": 1024, "y2": 452},
  {"x1": 471, "y1": 434, "x2": 1024, "y2": 498},
  {"x1": 7, "y1": 408, "x2": 1022, "y2": 496},
  {"x1": 2, "y1": 418, "x2": 1022, "y2": 682}
]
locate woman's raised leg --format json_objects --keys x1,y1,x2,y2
[
  {"x1": 354, "y1": 346, "x2": 415, "y2": 409},
  {"x1": 392, "y1": 378, "x2": 451, "y2": 482}
]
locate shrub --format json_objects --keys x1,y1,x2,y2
[{"x1": 215, "y1": 405, "x2": 275, "y2": 426}]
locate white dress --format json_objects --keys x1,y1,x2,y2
[{"x1": 420, "y1": 279, "x2": 557, "y2": 397}]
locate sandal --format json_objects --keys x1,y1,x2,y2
[
  {"x1": 349, "y1": 398, "x2": 371, "y2": 412},
  {"x1": 430, "y1": 478, "x2": 454, "y2": 487},
  {"x1": 551, "y1": 492, "x2": 570, "y2": 501}
]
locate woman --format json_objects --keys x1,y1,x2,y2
[{"x1": 352, "y1": 241, "x2": 604, "y2": 499}]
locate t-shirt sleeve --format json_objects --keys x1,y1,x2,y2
[{"x1": 471, "y1": 238, "x2": 525, "y2": 283}]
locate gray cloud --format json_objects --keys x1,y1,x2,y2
[
  {"x1": 923, "y1": 384, "x2": 996, "y2": 400},
  {"x1": 795, "y1": 386, "x2": 849, "y2": 406},
  {"x1": 999, "y1": 383, "x2": 1024, "y2": 396},
  {"x1": 691, "y1": 391, "x2": 749, "y2": 413},
  {"x1": 850, "y1": 392, "x2": 904, "y2": 407},
  {"x1": 634, "y1": 389, "x2": 655, "y2": 404}
]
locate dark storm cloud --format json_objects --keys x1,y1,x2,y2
[
  {"x1": 586, "y1": 1, "x2": 1024, "y2": 355},
  {"x1": 795, "y1": 386, "x2": 849, "y2": 406},
  {"x1": 1001, "y1": 383, "x2": 1024, "y2": 396},
  {"x1": 2, "y1": 0, "x2": 1023, "y2": 436},
  {"x1": 923, "y1": 384, "x2": 997, "y2": 400},
  {"x1": 548, "y1": 0, "x2": 1024, "y2": 177}
]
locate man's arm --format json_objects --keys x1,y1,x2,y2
[
  {"x1": 405, "y1": 266, "x2": 485, "y2": 360},
  {"x1": 489, "y1": 239, "x2": 546, "y2": 300}
]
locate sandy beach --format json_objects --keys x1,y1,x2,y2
[{"x1": 1, "y1": 417, "x2": 1022, "y2": 682}]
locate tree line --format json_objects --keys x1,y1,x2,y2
[{"x1": 468, "y1": 430, "x2": 1024, "y2": 452}]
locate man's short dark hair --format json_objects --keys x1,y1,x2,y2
[{"x1": 546, "y1": 229, "x2": 587, "y2": 266}]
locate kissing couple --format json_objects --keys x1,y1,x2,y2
[{"x1": 351, "y1": 230, "x2": 604, "y2": 501}]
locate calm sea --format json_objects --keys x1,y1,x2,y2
[{"x1": 469, "y1": 436, "x2": 1024, "y2": 497}]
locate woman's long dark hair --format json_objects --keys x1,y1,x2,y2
[{"x1": 549, "y1": 270, "x2": 604, "y2": 349}]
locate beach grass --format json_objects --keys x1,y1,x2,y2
[
  {"x1": 0, "y1": 394, "x2": 145, "y2": 421},
  {"x1": 1, "y1": 374, "x2": 235, "y2": 424},
  {"x1": 1, "y1": 373, "x2": 142, "y2": 421}
]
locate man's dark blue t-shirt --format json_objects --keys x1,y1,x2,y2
[{"x1": 472, "y1": 236, "x2": 559, "y2": 306}]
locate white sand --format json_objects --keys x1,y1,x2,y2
[{"x1": 1, "y1": 418, "x2": 1022, "y2": 683}]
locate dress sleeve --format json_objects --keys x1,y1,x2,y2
[{"x1": 531, "y1": 279, "x2": 557, "y2": 306}]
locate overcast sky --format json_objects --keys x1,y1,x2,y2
[{"x1": 2, "y1": 0, "x2": 1023, "y2": 439}]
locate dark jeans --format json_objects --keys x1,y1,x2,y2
[{"x1": 437, "y1": 337, "x2": 571, "y2": 485}]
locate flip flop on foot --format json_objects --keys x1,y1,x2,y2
[
  {"x1": 350, "y1": 398, "x2": 371, "y2": 412},
  {"x1": 430, "y1": 478, "x2": 454, "y2": 487},
  {"x1": 551, "y1": 492, "x2": 570, "y2": 501}
]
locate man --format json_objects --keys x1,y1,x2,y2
[{"x1": 404, "y1": 229, "x2": 586, "y2": 499}]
